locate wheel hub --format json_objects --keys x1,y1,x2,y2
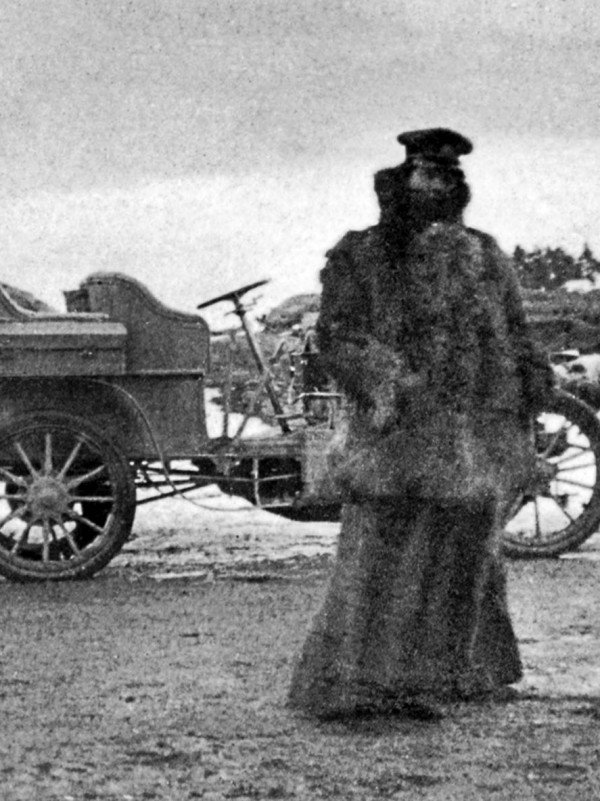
[
  {"x1": 526, "y1": 456, "x2": 558, "y2": 498},
  {"x1": 27, "y1": 477, "x2": 70, "y2": 519}
]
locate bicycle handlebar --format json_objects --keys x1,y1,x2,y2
[{"x1": 196, "y1": 279, "x2": 270, "y2": 311}]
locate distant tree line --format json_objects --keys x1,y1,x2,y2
[{"x1": 513, "y1": 244, "x2": 600, "y2": 291}]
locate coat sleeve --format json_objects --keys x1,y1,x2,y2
[
  {"x1": 500, "y1": 248, "x2": 555, "y2": 414},
  {"x1": 316, "y1": 234, "x2": 424, "y2": 427},
  {"x1": 469, "y1": 228, "x2": 554, "y2": 415}
]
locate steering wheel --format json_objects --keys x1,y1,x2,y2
[{"x1": 197, "y1": 279, "x2": 270, "y2": 310}]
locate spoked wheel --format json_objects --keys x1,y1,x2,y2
[
  {"x1": 503, "y1": 390, "x2": 600, "y2": 558},
  {"x1": 0, "y1": 412, "x2": 136, "y2": 581}
]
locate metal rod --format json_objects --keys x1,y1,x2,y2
[{"x1": 231, "y1": 294, "x2": 291, "y2": 434}]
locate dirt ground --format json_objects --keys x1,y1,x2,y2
[{"x1": 2, "y1": 491, "x2": 600, "y2": 801}]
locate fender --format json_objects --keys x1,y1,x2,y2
[{"x1": 0, "y1": 377, "x2": 146, "y2": 457}]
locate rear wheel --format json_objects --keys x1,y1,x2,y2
[
  {"x1": 503, "y1": 391, "x2": 600, "y2": 558},
  {"x1": 0, "y1": 412, "x2": 136, "y2": 581}
]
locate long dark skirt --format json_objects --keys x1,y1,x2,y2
[{"x1": 288, "y1": 496, "x2": 522, "y2": 717}]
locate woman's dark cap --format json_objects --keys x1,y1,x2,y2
[{"x1": 397, "y1": 128, "x2": 473, "y2": 165}]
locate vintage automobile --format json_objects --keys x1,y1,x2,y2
[
  {"x1": 0, "y1": 273, "x2": 598, "y2": 581},
  {"x1": 0, "y1": 274, "x2": 344, "y2": 582}
]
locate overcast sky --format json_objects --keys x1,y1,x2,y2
[{"x1": 1, "y1": 0, "x2": 599, "y2": 314}]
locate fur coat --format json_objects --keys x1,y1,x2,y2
[{"x1": 317, "y1": 221, "x2": 553, "y2": 504}]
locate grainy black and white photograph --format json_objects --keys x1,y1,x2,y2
[{"x1": 1, "y1": 1, "x2": 600, "y2": 799}]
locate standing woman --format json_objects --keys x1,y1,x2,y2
[{"x1": 288, "y1": 129, "x2": 553, "y2": 719}]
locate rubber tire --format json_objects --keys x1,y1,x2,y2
[
  {"x1": 0, "y1": 411, "x2": 136, "y2": 581},
  {"x1": 502, "y1": 390, "x2": 600, "y2": 558}
]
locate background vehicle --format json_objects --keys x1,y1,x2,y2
[
  {"x1": 0, "y1": 274, "x2": 341, "y2": 581},
  {"x1": 502, "y1": 288, "x2": 600, "y2": 558}
]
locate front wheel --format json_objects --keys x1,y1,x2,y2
[
  {"x1": 503, "y1": 390, "x2": 600, "y2": 558},
  {"x1": 0, "y1": 412, "x2": 136, "y2": 581}
]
